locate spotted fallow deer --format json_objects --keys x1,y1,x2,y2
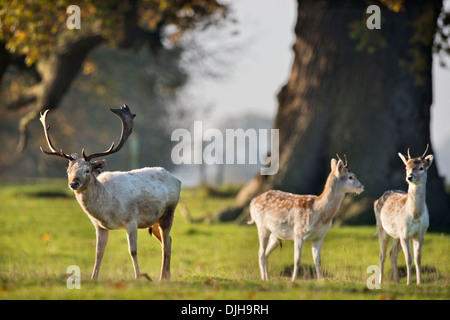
[
  {"x1": 248, "y1": 156, "x2": 364, "y2": 281},
  {"x1": 40, "y1": 105, "x2": 181, "y2": 280},
  {"x1": 374, "y1": 145, "x2": 432, "y2": 285}
]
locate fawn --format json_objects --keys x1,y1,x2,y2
[
  {"x1": 249, "y1": 156, "x2": 364, "y2": 281},
  {"x1": 374, "y1": 145, "x2": 432, "y2": 285}
]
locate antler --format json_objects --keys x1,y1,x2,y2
[
  {"x1": 336, "y1": 154, "x2": 348, "y2": 168},
  {"x1": 82, "y1": 104, "x2": 136, "y2": 162},
  {"x1": 39, "y1": 109, "x2": 75, "y2": 161},
  {"x1": 420, "y1": 144, "x2": 429, "y2": 159},
  {"x1": 406, "y1": 144, "x2": 429, "y2": 160}
]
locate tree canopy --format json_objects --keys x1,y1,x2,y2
[
  {"x1": 0, "y1": 0, "x2": 228, "y2": 151},
  {"x1": 0, "y1": 0, "x2": 227, "y2": 66}
]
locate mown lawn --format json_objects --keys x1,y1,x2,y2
[{"x1": 0, "y1": 180, "x2": 449, "y2": 300}]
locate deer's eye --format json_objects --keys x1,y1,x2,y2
[{"x1": 349, "y1": 176, "x2": 354, "y2": 180}]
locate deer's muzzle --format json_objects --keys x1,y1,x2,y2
[{"x1": 69, "y1": 179, "x2": 81, "y2": 191}]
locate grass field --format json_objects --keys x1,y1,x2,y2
[{"x1": 0, "y1": 180, "x2": 449, "y2": 300}]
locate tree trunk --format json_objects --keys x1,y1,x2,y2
[
  {"x1": 0, "y1": 42, "x2": 10, "y2": 85},
  {"x1": 236, "y1": 0, "x2": 450, "y2": 229}
]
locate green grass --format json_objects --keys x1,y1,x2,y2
[{"x1": 0, "y1": 180, "x2": 449, "y2": 299}]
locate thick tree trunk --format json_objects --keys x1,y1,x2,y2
[
  {"x1": 0, "y1": 42, "x2": 10, "y2": 85},
  {"x1": 236, "y1": 0, "x2": 450, "y2": 229}
]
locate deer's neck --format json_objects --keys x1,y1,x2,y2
[
  {"x1": 74, "y1": 176, "x2": 110, "y2": 219},
  {"x1": 406, "y1": 183, "x2": 426, "y2": 220},
  {"x1": 314, "y1": 175, "x2": 345, "y2": 223}
]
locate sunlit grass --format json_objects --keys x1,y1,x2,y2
[{"x1": 0, "y1": 180, "x2": 449, "y2": 299}]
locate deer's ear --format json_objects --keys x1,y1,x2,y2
[
  {"x1": 335, "y1": 159, "x2": 345, "y2": 176},
  {"x1": 92, "y1": 160, "x2": 106, "y2": 170},
  {"x1": 398, "y1": 152, "x2": 408, "y2": 165},
  {"x1": 331, "y1": 158, "x2": 337, "y2": 171},
  {"x1": 424, "y1": 155, "x2": 434, "y2": 169}
]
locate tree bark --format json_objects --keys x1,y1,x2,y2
[
  {"x1": 236, "y1": 0, "x2": 450, "y2": 229},
  {"x1": 0, "y1": 42, "x2": 10, "y2": 85}
]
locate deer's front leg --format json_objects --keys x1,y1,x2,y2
[
  {"x1": 399, "y1": 238, "x2": 412, "y2": 285},
  {"x1": 412, "y1": 238, "x2": 424, "y2": 284},
  {"x1": 389, "y1": 238, "x2": 401, "y2": 283},
  {"x1": 292, "y1": 236, "x2": 304, "y2": 282},
  {"x1": 92, "y1": 225, "x2": 109, "y2": 279},
  {"x1": 312, "y1": 240, "x2": 323, "y2": 280}
]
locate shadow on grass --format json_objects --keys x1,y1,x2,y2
[
  {"x1": 13, "y1": 188, "x2": 71, "y2": 199},
  {"x1": 279, "y1": 264, "x2": 333, "y2": 280},
  {"x1": 392, "y1": 265, "x2": 442, "y2": 282}
]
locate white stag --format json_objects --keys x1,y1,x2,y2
[
  {"x1": 374, "y1": 145, "x2": 432, "y2": 285},
  {"x1": 248, "y1": 156, "x2": 364, "y2": 281},
  {"x1": 40, "y1": 105, "x2": 181, "y2": 280}
]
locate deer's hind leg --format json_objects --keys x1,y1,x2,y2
[
  {"x1": 256, "y1": 226, "x2": 271, "y2": 281},
  {"x1": 377, "y1": 227, "x2": 390, "y2": 284},
  {"x1": 263, "y1": 233, "x2": 281, "y2": 279},
  {"x1": 157, "y1": 205, "x2": 175, "y2": 280}
]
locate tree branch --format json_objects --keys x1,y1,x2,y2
[
  {"x1": 3, "y1": 84, "x2": 40, "y2": 111},
  {"x1": 15, "y1": 25, "x2": 105, "y2": 152}
]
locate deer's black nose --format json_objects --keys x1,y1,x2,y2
[
  {"x1": 407, "y1": 175, "x2": 414, "y2": 181},
  {"x1": 69, "y1": 180, "x2": 80, "y2": 190}
]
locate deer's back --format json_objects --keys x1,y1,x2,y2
[
  {"x1": 250, "y1": 190, "x2": 318, "y2": 240},
  {"x1": 100, "y1": 167, "x2": 179, "y2": 200},
  {"x1": 93, "y1": 167, "x2": 180, "y2": 228}
]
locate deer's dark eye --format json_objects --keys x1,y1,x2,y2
[{"x1": 349, "y1": 176, "x2": 354, "y2": 180}]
